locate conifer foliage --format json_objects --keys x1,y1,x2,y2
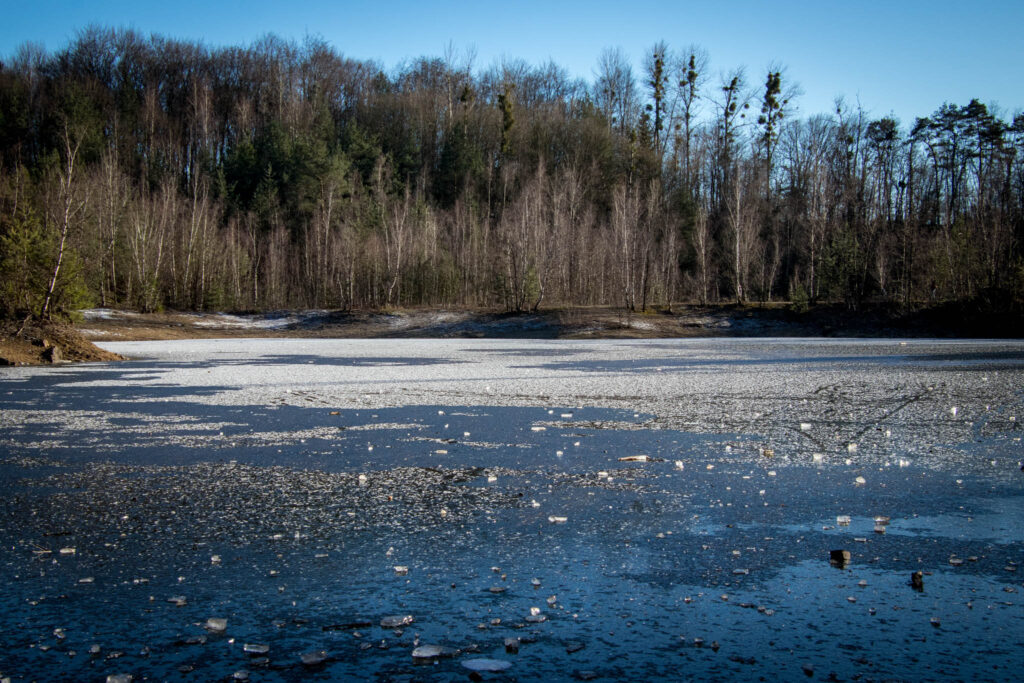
[{"x1": 0, "y1": 29, "x2": 1021, "y2": 316}]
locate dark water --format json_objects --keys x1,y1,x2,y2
[{"x1": 1, "y1": 366, "x2": 1022, "y2": 681}]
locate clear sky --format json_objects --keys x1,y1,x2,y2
[{"x1": 2, "y1": 0, "x2": 1021, "y2": 126}]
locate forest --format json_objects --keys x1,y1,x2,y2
[{"x1": 1, "y1": 28, "x2": 1023, "y2": 319}]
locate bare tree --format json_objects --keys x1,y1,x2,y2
[
  {"x1": 675, "y1": 45, "x2": 709, "y2": 192},
  {"x1": 594, "y1": 47, "x2": 638, "y2": 135},
  {"x1": 41, "y1": 124, "x2": 86, "y2": 319}
]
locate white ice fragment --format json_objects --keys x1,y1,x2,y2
[
  {"x1": 561, "y1": 413, "x2": 573, "y2": 418},
  {"x1": 597, "y1": 471, "x2": 609, "y2": 478},
  {"x1": 847, "y1": 443, "x2": 858, "y2": 453},
  {"x1": 812, "y1": 453, "x2": 824, "y2": 463},
  {"x1": 530, "y1": 499, "x2": 541, "y2": 508},
  {"x1": 438, "y1": 410, "x2": 445, "y2": 415},
  {"x1": 211, "y1": 555, "x2": 221, "y2": 564},
  {"x1": 556, "y1": 450, "x2": 564, "y2": 456},
  {"x1": 836, "y1": 515, "x2": 851, "y2": 525},
  {"x1": 767, "y1": 470, "x2": 777, "y2": 477},
  {"x1": 380, "y1": 614, "x2": 414, "y2": 628},
  {"x1": 59, "y1": 547, "x2": 76, "y2": 555},
  {"x1": 950, "y1": 406, "x2": 958, "y2": 417},
  {"x1": 899, "y1": 458, "x2": 910, "y2": 467},
  {"x1": 243, "y1": 643, "x2": 269, "y2": 654},
  {"x1": 706, "y1": 464, "x2": 715, "y2": 470},
  {"x1": 855, "y1": 476, "x2": 867, "y2": 485},
  {"x1": 358, "y1": 474, "x2": 368, "y2": 486},
  {"x1": 487, "y1": 475, "x2": 497, "y2": 483},
  {"x1": 618, "y1": 455, "x2": 650, "y2": 462},
  {"x1": 675, "y1": 460, "x2": 685, "y2": 470},
  {"x1": 204, "y1": 618, "x2": 227, "y2": 633},
  {"x1": 548, "y1": 516, "x2": 568, "y2": 524},
  {"x1": 800, "y1": 423, "x2": 812, "y2": 432},
  {"x1": 394, "y1": 566, "x2": 409, "y2": 575},
  {"x1": 531, "y1": 426, "x2": 546, "y2": 432},
  {"x1": 435, "y1": 449, "x2": 448, "y2": 455},
  {"x1": 413, "y1": 644, "x2": 457, "y2": 659}
]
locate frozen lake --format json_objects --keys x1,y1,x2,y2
[{"x1": 1, "y1": 338, "x2": 1023, "y2": 681}]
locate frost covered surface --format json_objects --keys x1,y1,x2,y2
[{"x1": 1, "y1": 338, "x2": 1023, "y2": 681}]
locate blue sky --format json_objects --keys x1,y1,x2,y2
[{"x1": 3, "y1": 0, "x2": 1021, "y2": 126}]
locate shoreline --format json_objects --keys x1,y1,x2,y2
[{"x1": 3, "y1": 302, "x2": 1021, "y2": 367}]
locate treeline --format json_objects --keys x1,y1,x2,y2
[{"x1": 1, "y1": 28, "x2": 1023, "y2": 318}]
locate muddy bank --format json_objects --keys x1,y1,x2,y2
[
  {"x1": 75, "y1": 302, "x2": 1024, "y2": 343},
  {"x1": 0, "y1": 319, "x2": 125, "y2": 366}
]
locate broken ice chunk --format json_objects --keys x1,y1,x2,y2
[
  {"x1": 301, "y1": 650, "x2": 328, "y2": 666},
  {"x1": 204, "y1": 618, "x2": 227, "y2": 633},
  {"x1": 380, "y1": 615, "x2": 414, "y2": 628},
  {"x1": 412, "y1": 644, "x2": 457, "y2": 659},
  {"x1": 462, "y1": 659, "x2": 512, "y2": 672}
]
